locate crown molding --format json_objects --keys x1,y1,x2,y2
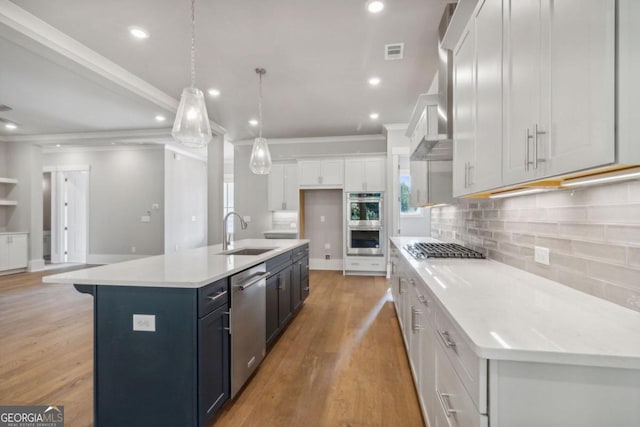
[
  {"x1": 42, "y1": 144, "x2": 163, "y2": 155},
  {"x1": 0, "y1": 0, "x2": 226, "y2": 136},
  {"x1": 231, "y1": 134, "x2": 385, "y2": 146},
  {"x1": 383, "y1": 123, "x2": 409, "y2": 131},
  {"x1": 3, "y1": 128, "x2": 174, "y2": 144}
]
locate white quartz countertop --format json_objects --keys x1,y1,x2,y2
[
  {"x1": 43, "y1": 239, "x2": 309, "y2": 289},
  {"x1": 391, "y1": 236, "x2": 640, "y2": 370}
]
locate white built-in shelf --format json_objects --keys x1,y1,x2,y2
[
  {"x1": 0, "y1": 177, "x2": 18, "y2": 185},
  {"x1": 0, "y1": 200, "x2": 18, "y2": 206}
]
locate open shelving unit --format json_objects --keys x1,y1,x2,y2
[{"x1": 0, "y1": 177, "x2": 18, "y2": 206}]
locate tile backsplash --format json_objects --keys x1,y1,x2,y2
[
  {"x1": 430, "y1": 180, "x2": 640, "y2": 312},
  {"x1": 271, "y1": 211, "x2": 298, "y2": 231}
]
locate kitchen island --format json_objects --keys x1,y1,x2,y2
[
  {"x1": 43, "y1": 239, "x2": 309, "y2": 427},
  {"x1": 390, "y1": 237, "x2": 640, "y2": 427}
]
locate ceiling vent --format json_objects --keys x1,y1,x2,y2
[
  {"x1": 0, "y1": 105, "x2": 12, "y2": 112},
  {"x1": 385, "y1": 43, "x2": 404, "y2": 60}
]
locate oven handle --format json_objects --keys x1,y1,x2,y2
[{"x1": 348, "y1": 226, "x2": 383, "y2": 231}]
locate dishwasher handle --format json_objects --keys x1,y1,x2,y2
[{"x1": 237, "y1": 271, "x2": 271, "y2": 290}]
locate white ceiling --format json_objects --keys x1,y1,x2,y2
[{"x1": 1, "y1": 0, "x2": 447, "y2": 141}]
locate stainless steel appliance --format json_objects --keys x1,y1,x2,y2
[
  {"x1": 347, "y1": 192, "x2": 383, "y2": 227},
  {"x1": 347, "y1": 227, "x2": 384, "y2": 256},
  {"x1": 404, "y1": 242, "x2": 485, "y2": 260},
  {"x1": 230, "y1": 263, "x2": 269, "y2": 398}
]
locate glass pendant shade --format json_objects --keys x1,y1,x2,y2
[
  {"x1": 172, "y1": 87, "x2": 212, "y2": 148},
  {"x1": 249, "y1": 137, "x2": 272, "y2": 174}
]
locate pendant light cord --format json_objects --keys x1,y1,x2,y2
[
  {"x1": 190, "y1": 0, "x2": 196, "y2": 88},
  {"x1": 256, "y1": 68, "x2": 266, "y2": 140}
]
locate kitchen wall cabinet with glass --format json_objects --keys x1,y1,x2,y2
[
  {"x1": 298, "y1": 159, "x2": 344, "y2": 187},
  {"x1": 268, "y1": 163, "x2": 298, "y2": 211},
  {"x1": 344, "y1": 157, "x2": 386, "y2": 192}
]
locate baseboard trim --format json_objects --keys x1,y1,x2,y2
[
  {"x1": 309, "y1": 258, "x2": 343, "y2": 271},
  {"x1": 87, "y1": 254, "x2": 148, "y2": 264}
]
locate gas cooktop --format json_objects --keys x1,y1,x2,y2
[{"x1": 404, "y1": 242, "x2": 485, "y2": 260}]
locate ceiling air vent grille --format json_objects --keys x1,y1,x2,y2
[
  {"x1": 385, "y1": 43, "x2": 404, "y2": 60},
  {"x1": 0, "y1": 105, "x2": 12, "y2": 112}
]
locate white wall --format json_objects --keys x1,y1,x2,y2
[
  {"x1": 6, "y1": 142, "x2": 44, "y2": 270},
  {"x1": 44, "y1": 146, "x2": 165, "y2": 261},
  {"x1": 165, "y1": 147, "x2": 207, "y2": 253},
  {"x1": 304, "y1": 189, "x2": 343, "y2": 269},
  {"x1": 207, "y1": 135, "x2": 224, "y2": 245},
  {"x1": 0, "y1": 141, "x2": 7, "y2": 230}
]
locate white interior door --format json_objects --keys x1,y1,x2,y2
[
  {"x1": 64, "y1": 171, "x2": 88, "y2": 263},
  {"x1": 50, "y1": 168, "x2": 89, "y2": 264}
]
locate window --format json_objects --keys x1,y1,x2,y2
[
  {"x1": 223, "y1": 182, "x2": 234, "y2": 233},
  {"x1": 399, "y1": 173, "x2": 421, "y2": 216}
]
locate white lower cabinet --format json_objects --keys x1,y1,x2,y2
[
  {"x1": 344, "y1": 256, "x2": 385, "y2": 274},
  {"x1": 0, "y1": 233, "x2": 28, "y2": 273}
]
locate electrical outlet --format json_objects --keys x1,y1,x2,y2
[
  {"x1": 324, "y1": 243, "x2": 331, "y2": 250},
  {"x1": 152, "y1": 203, "x2": 160, "y2": 209},
  {"x1": 325, "y1": 254, "x2": 331, "y2": 260},
  {"x1": 141, "y1": 215, "x2": 151, "y2": 223},
  {"x1": 243, "y1": 216, "x2": 251, "y2": 223},
  {"x1": 133, "y1": 314, "x2": 155, "y2": 332},
  {"x1": 320, "y1": 215, "x2": 325, "y2": 223},
  {"x1": 534, "y1": 246, "x2": 550, "y2": 265},
  {"x1": 191, "y1": 215, "x2": 196, "y2": 222}
]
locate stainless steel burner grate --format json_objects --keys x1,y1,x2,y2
[{"x1": 404, "y1": 242, "x2": 485, "y2": 259}]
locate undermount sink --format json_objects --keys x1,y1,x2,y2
[{"x1": 219, "y1": 247, "x2": 277, "y2": 256}]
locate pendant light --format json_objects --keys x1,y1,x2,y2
[
  {"x1": 172, "y1": 0, "x2": 212, "y2": 148},
  {"x1": 249, "y1": 68, "x2": 272, "y2": 174}
]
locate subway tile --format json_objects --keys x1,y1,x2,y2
[
  {"x1": 528, "y1": 222, "x2": 558, "y2": 236},
  {"x1": 545, "y1": 206, "x2": 589, "y2": 222},
  {"x1": 571, "y1": 240, "x2": 627, "y2": 265},
  {"x1": 557, "y1": 223, "x2": 605, "y2": 241},
  {"x1": 603, "y1": 282, "x2": 640, "y2": 312},
  {"x1": 500, "y1": 254, "x2": 527, "y2": 270},
  {"x1": 629, "y1": 181, "x2": 640, "y2": 202},
  {"x1": 556, "y1": 270, "x2": 607, "y2": 300},
  {"x1": 550, "y1": 252, "x2": 589, "y2": 273},
  {"x1": 483, "y1": 239, "x2": 498, "y2": 250},
  {"x1": 605, "y1": 225, "x2": 640, "y2": 244},
  {"x1": 503, "y1": 221, "x2": 529, "y2": 233},
  {"x1": 586, "y1": 260, "x2": 640, "y2": 289},
  {"x1": 479, "y1": 230, "x2": 493, "y2": 238},
  {"x1": 499, "y1": 194, "x2": 537, "y2": 210},
  {"x1": 628, "y1": 247, "x2": 640, "y2": 268},
  {"x1": 511, "y1": 233, "x2": 535, "y2": 247},
  {"x1": 534, "y1": 236, "x2": 573, "y2": 254},
  {"x1": 483, "y1": 210, "x2": 499, "y2": 219},
  {"x1": 519, "y1": 208, "x2": 548, "y2": 221},
  {"x1": 492, "y1": 231, "x2": 511, "y2": 242},
  {"x1": 588, "y1": 204, "x2": 640, "y2": 224},
  {"x1": 524, "y1": 260, "x2": 557, "y2": 281}
]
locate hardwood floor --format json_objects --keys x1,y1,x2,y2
[{"x1": 0, "y1": 269, "x2": 424, "y2": 427}]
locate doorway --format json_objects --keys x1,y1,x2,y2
[{"x1": 45, "y1": 167, "x2": 89, "y2": 264}]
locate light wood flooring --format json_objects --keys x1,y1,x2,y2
[{"x1": 0, "y1": 269, "x2": 424, "y2": 427}]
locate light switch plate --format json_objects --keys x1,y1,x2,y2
[
  {"x1": 324, "y1": 243, "x2": 331, "y2": 250},
  {"x1": 141, "y1": 215, "x2": 151, "y2": 223},
  {"x1": 534, "y1": 246, "x2": 550, "y2": 265},
  {"x1": 320, "y1": 215, "x2": 325, "y2": 223},
  {"x1": 133, "y1": 314, "x2": 156, "y2": 332}
]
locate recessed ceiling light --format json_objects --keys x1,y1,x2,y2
[
  {"x1": 366, "y1": 1, "x2": 384, "y2": 14},
  {"x1": 155, "y1": 115, "x2": 166, "y2": 122},
  {"x1": 248, "y1": 119, "x2": 259, "y2": 127},
  {"x1": 129, "y1": 27, "x2": 149, "y2": 40},
  {"x1": 208, "y1": 88, "x2": 221, "y2": 97},
  {"x1": 368, "y1": 77, "x2": 381, "y2": 86},
  {"x1": 370, "y1": 113, "x2": 380, "y2": 120},
  {"x1": 4, "y1": 123, "x2": 17, "y2": 130},
  {"x1": 55, "y1": 144, "x2": 61, "y2": 148}
]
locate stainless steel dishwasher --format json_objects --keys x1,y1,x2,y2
[{"x1": 230, "y1": 263, "x2": 268, "y2": 398}]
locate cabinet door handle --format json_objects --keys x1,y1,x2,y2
[
  {"x1": 206, "y1": 290, "x2": 227, "y2": 303},
  {"x1": 436, "y1": 390, "x2": 459, "y2": 417},
  {"x1": 278, "y1": 275, "x2": 286, "y2": 291},
  {"x1": 303, "y1": 287, "x2": 310, "y2": 291},
  {"x1": 399, "y1": 278, "x2": 405, "y2": 294},
  {"x1": 464, "y1": 162, "x2": 468, "y2": 188},
  {"x1": 525, "y1": 128, "x2": 534, "y2": 171},
  {"x1": 437, "y1": 330, "x2": 457, "y2": 348},
  {"x1": 534, "y1": 124, "x2": 546, "y2": 169},
  {"x1": 223, "y1": 310, "x2": 231, "y2": 333},
  {"x1": 418, "y1": 294, "x2": 428, "y2": 307},
  {"x1": 467, "y1": 163, "x2": 474, "y2": 186}
]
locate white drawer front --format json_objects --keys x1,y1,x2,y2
[
  {"x1": 434, "y1": 302, "x2": 487, "y2": 413},
  {"x1": 436, "y1": 343, "x2": 488, "y2": 427},
  {"x1": 345, "y1": 257, "x2": 386, "y2": 272}
]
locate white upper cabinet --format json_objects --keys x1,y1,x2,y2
[
  {"x1": 453, "y1": 0, "x2": 504, "y2": 197},
  {"x1": 298, "y1": 159, "x2": 344, "y2": 187},
  {"x1": 345, "y1": 158, "x2": 385, "y2": 192},
  {"x1": 503, "y1": 0, "x2": 615, "y2": 184},
  {"x1": 268, "y1": 163, "x2": 298, "y2": 211}
]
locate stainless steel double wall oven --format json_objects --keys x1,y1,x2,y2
[{"x1": 346, "y1": 192, "x2": 384, "y2": 256}]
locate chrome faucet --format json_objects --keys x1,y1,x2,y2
[{"x1": 222, "y1": 211, "x2": 248, "y2": 250}]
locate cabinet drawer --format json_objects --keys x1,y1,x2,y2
[
  {"x1": 292, "y1": 244, "x2": 309, "y2": 261},
  {"x1": 266, "y1": 251, "x2": 292, "y2": 274},
  {"x1": 436, "y1": 343, "x2": 488, "y2": 427},
  {"x1": 345, "y1": 257, "x2": 386, "y2": 272},
  {"x1": 198, "y1": 278, "x2": 229, "y2": 317},
  {"x1": 410, "y1": 277, "x2": 437, "y2": 326},
  {"x1": 434, "y1": 302, "x2": 487, "y2": 413}
]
